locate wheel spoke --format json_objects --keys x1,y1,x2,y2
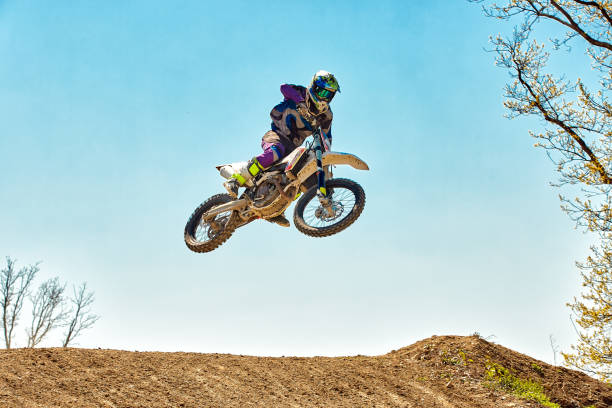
[
  {"x1": 301, "y1": 186, "x2": 357, "y2": 228},
  {"x1": 194, "y1": 211, "x2": 232, "y2": 243}
]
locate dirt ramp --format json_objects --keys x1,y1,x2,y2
[
  {"x1": 0, "y1": 335, "x2": 610, "y2": 407},
  {"x1": 388, "y1": 335, "x2": 612, "y2": 408}
]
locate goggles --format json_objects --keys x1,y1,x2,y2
[{"x1": 313, "y1": 85, "x2": 335, "y2": 102}]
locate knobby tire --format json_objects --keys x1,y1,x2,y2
[
  {"x1": 184, "y1": 194, "x2": 238, "y2": 253},
  {"x1": 293, "y1": 178, "x2": 365, "y2": 238}
]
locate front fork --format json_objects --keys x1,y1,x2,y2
[{"x1": 313, "y1": 129, "x2": 336, "y2": 217}]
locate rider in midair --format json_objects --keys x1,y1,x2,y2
[{"x1": 221, "y1": 70, "x2": 340, "y2": 227}]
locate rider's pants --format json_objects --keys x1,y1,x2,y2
[
  {"x1": 220, "y1": 131, "x2": 289, "y2": 185},
  {"x1": 256, "y1": 131, "x2": 287, "y2": 168}
]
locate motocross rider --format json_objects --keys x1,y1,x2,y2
[{"x1": 221, "y1": 70, "x2": 340, "y2": 227}]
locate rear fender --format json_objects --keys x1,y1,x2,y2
[{"x1": 295, "y1": 152, "x2": 369, "y2": 185}]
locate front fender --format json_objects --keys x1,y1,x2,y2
[{"x1": 296, "y1": 152, "x2": 369, "y2": 185}]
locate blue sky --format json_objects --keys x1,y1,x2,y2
[{"x1": 0, "y1": 0, "x2": 593, "y2": 362}]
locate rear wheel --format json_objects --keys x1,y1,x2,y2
[
  {"x1": 293, "y1": 178, "x2": 365, "y2": 238},
  {"x1": 184, "y1": 194, "x2": 238, "y2": 253}
]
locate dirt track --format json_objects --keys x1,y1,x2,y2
[{"x1": 1, "y1": 335, "x2": 610, "y2": 407}]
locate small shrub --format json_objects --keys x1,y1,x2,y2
[
  {"x1": 441, "y1": 349, "x2": 472, "y2": 366},
  {"x1": 485, "y1": 360, "x2": 560, "y2": 408},
  {"x1": 531, "y1": 362, "x2": 544, "y2": 375},
  {"x1": 458, "y1": 350, "x2": 473, "y2": 365}
]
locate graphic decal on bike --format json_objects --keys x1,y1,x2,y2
[{"x1": 284, "y1": 147, "x2": 307, "y2": 172}]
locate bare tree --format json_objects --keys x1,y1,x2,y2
[
  {"x1": 63, "y1": 282, "x2": 99, "y2": 347},
  {"x1": 26, "y1": 278, "x2": 68, "y2": 348},
  {"x1": 549, "y1": 334, "x2": 560, "y2": 366},
  {"x1": 1, "y1": 257, "x2": 39, "y2": 349}
]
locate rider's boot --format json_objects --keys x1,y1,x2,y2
[
  {"x1": 267, "y1": 212, "x2": 290, "y2": 227},
  {"x1": 221, "y1": 158, "x2": 266, "y2": 199},
  {"x1": 223, "y1": 179, "x2": 239, "y2": 199},
  {"x1": 220, "y1": 158, "x2": 289, "y2": 227}
]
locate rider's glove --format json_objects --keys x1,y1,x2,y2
[{"x1": 297, "y1": 102, "x2": 316, "y2": 125}]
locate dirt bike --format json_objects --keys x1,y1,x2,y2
[{"x1": 184, "y1": 128, "x2": 369, "y2": 253}]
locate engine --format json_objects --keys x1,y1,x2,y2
[
  {"x1": 253, "y1": 180, "x2": 279, "y2": 208},
  {"x1": 249, "y1": 174, "x2": 295, "y2": 218}
]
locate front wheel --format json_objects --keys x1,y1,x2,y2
[
  {"x1": 293, "y1": 178, "x2": 366, "y2": 238},
  {"x1": 184, "y1": 194, "x2": 238, "y2": 253}
]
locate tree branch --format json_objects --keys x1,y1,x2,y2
[
  {"x1": 572, "y1": 0, "x2": 612, "y2": 27},
  {"x1": 515, "y1": 62, "x2": 612, "y2": 184},
  {"x1": 550, "y1": 0, "x2": 612, "y2": 51}
]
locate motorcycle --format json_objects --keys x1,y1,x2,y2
[{"x1": 184, "y1": 128, "x2": 369, "y2": 253}]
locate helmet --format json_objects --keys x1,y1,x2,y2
[{"x1": 306, "y1": 70, "x2": 340, "y2": 113}]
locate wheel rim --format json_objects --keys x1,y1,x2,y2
[
  {"x1": 302, "y1": 187, "x2": 357, "y2": 229},
  {"x1": 194, "y1": 211, "x2": 232, "y2": 243}
]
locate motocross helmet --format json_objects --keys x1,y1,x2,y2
[{"x1": 306, "y1": 70, "x2": 340, "y2": 114}]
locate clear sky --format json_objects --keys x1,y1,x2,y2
[{"x1": 0, "y1": 0, "x2": 594, "y2": 363}]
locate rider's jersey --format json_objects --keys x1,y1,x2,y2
[{"x1": 269, "y1": 84, "x2": 333, "y2": 151}]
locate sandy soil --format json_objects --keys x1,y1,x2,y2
[{"x1": 0, "y1": 335, "x2": 610, "y2": 407}]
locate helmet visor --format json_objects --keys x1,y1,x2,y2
[{"x1": 314, "y1": 85, "x2": 335, "y2": 102}]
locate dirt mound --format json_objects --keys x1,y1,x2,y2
[{"x1": 0, "y1": 335, "x2": 610, "y2": 407}]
